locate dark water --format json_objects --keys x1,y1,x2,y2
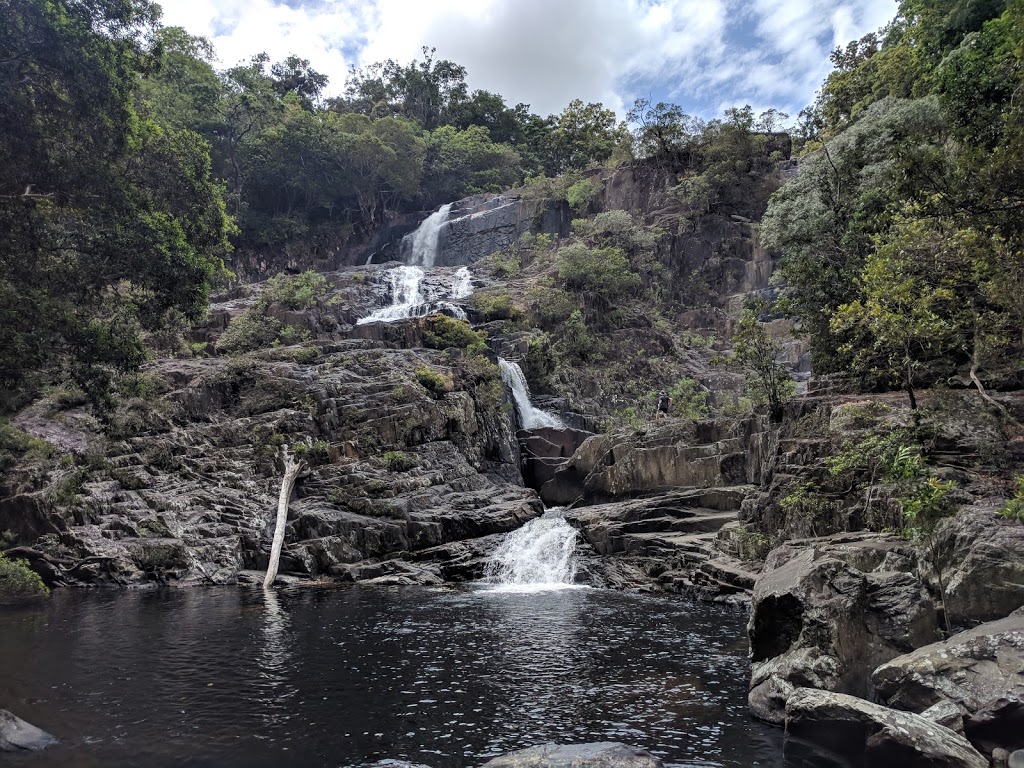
[{"x1": 0, "y1": 586, "x2": 783, "y2": 767}]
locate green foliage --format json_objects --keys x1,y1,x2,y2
[
  {"x1": 667, "y1": 378, "x2": 710, "y2": 420},
  {"x1": 422, "y1": 314, "x2": 487, "y2": 354},
  {"x1": 557, "y1": 242, "x2": 641, "y2": 319},
  {"x1": 264, "y1": 271, "x2": 328, "y2": 310},
  {"x1": 472, "y1": 291, "x2": 522, "y2": 321},
  {"x1": 566, "y1": 179, "x2": 597, "y2": 212},
  {"x1": 415, "y1": 367, "x2": 451, "y2": 396},
  {"x1": 292, "y1": 440, "x2": 330, "y2": 466},
  {"x1": 216, "y1": 312, "x2": 284, "y2": 355},
  {"x1": 725, "y1": 301, "x2": 795, "y2": 421},
  {"x1": 999, "y1": 476, "x2": 1024, "y2": 522},
  {"x1": 0, "y1": 554, "x2": 49, "y2": 598},
  {"x1": 780, "y1": 484, "x2": 840, "y2": 537},
  {"x1": 381, "y1": 451, "x2": 417, "y2": 472},
  {"x1": 0, "y1": 419, "x2": 55, "y2": 470},
  {"x1": 553, "y1": 310, "x2": 604, "y2": 363},
  {"x1": 0, "y1": 0, "x2": 233, "y2": 407},
  {"x1": 515, "y1": 232, "x2": 553, "y2": 252},
  {"x1": 526, "y1": 280, "x2": 577, "y2": 329},
  {"x1": 489, "y1": 251, "x2": 522, "y2": 278}
]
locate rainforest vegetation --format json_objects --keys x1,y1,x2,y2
[{"x1": 2, "y1": 0, "x2": 1024, "y2": 417}]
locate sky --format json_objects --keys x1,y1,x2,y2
[{"x1": 157, "y1": 0, "x2": 898, "y2": 121}]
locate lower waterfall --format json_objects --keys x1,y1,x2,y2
[{"x1": 483, "y1": 508, "x2": 581, "y2": 592}]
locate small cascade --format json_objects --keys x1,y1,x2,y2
[
  {"x1": 499, "y1": 358, "x2": 564, "y2": 429},
  {"x1": 407, "y1": 203, "x2": 452, "y2": 267},
  {"x1": 452, "y1": 266, "x2": 473, "y2": 299},
  {"x1": 484, "y1": 508, "x2": 581, "y2": 591},
  {"x1": 357, "y1": 266, "x2": 430, "y2": 324}
]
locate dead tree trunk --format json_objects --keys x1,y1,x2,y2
[{"x1": 263, "y1": 447, "x2": 305, "y2": 590}]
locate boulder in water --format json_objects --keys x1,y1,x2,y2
[
  {"x1": 872, "y1": 610, "x2": 1024, "y2": 755},
  {"x1": 784, "y1": 688, "x2": 988, "y2": 768},
  {"x1": 0, "y1": 709, "x2": 58, "y2": 752},
  {"x1": 480, "y1": 742, "x2": 663, "y2": 768}
]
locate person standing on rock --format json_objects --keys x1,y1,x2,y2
[{"x1": 656, "y1": 391, "x2": 671, "y2": 420}]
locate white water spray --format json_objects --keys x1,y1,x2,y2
[
  {"x1": 408, "y1": 203, "x2": 452, "y2": 268},
  {"x1": 357, "y1": 266, "x2": 429, "y2": 324},
  {"x1": 452, "y1": 267, "x2": 473, "y2": 299},
  {"x1": 484, "y1": 509, "x2": 581, "y2": 592},
  {"x1": 499, "y1": 358, "x2": 564, "y2": 429}
]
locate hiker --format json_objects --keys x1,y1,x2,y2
[{"x1": 656, "y1": 391, "x2": 671, "y2": 420}]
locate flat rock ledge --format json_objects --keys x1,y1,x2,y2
[
  {"x1": 784, "y1": 688, "x2": 987, "y2": 768},
  {"x1": 479, "y1": 742, "x2": 663, "y2": 768},
  {"x1": 0, "y1": 709, "x2": 58, "y2": 752}
]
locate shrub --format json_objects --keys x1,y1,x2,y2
[
  {"x1": 422, "y1": 314, "x2": 487, "y2": 354},
  {"x1": 293, "y1": 440, "x2": 331, "y2": 466},
  {"x1": 515, "y1": 232, "x2": 552, "y2": 252},
  {"x1": 554, "y1": 310, "x2": 604, "y2": 363},
  {"x1": 0, "y1": 419, "x2": 54, "y2": 470},
  {"x1": 416, "y1": 367, "x2": 451, "y2": 395},
  {"x1": 490, "y1": 251, "x2": 522, "y2": 277},
  {"x1": 667, "y1": 378, "x2": 710, "y2": 420},
  {"x1": 557, "y1": 242, "x2": 641, "y2": 310},
  {"x1": 264, "y1": 270, "x2": 328, "y2": 310},
  {"x1": 216, "y1": 311, "x2": 283, "y2": 355},
  {"x1": 473, "y1": 291, "x2": 522, "y2": 321},
  {"x1": 1000, "y1": 476, "x2": 1024, "y2": 522},
  {"x1": 566, "y1": 179, "x2": 597, "y2": 212},
  {"x1": 382, "y1": 451, "x2": 417, "y2": 472},
  {"x1": 0, "y1": 554, "x2": 49, "y2": 598},
  {"x1": 527, "y1": 280, "x2": 577, "y2": 328}
]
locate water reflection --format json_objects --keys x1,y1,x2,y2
[
  {"x1": 0, "y1": 587, "x2": 784, "y2": 768},
  {"x1": 256, "y1": 589, "x2": 297, "y2": 728}
]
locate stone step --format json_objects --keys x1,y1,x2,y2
[
  {"x1": 699, "y1": 557, "x2": 759, "y2": 591},
  {"x1": 620, "y1": 531, "x2": 719, "y2": 558}
]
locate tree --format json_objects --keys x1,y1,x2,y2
[
  {"x1": 264, "y1": 446, "x2": 306, "y2": 589},
  {"x1": 548, "y1": 99, "x2": 629, "y2": 174},
  {"x1": 830, "y1": 220, "x2": 960, "y2": 409},
  {"x1": 728, "y1": 301, "x2": 795, "y2": 421},
  {"x1": 0, "y1": 0, "x2": 231, "y2": 408}
]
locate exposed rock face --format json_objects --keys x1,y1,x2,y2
[
  {"x1": 540, "y1": 417, "x2": 773, "y2": 507},
  {"x1": 933, "y1": 506, "x2": 1024, "y2": 626},
  {"x1": 0, "y1": 710, "x2": 58, "y2": 752},
  {"x1": 873, "y1": 611, "x2": 1024, "y2": 755},
  {"x1": 5, "y1": 342, "x2": 538, "y2": 587},
  {"x1": 784, "y1": 688, "x2": 988, "y2": 768},
  {"x1": 748, "y1": 538, "x2": 939, "y2": 724},
  {"x1": 517, "y1": 425, "x2": 593, "y2": 493},
  {"x1": 433, "y1": 194, "x2": 569, "y2": 267},
  {"x1": 480, "y1": 742, "x2": 663, "y2": 768}
]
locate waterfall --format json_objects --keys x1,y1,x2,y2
[
  {"x1": 356, "y1": 266, "x2": 430, "y2": 324},
  {"x1": 498, "y1": 358, "x2": 564, "y2": 429},
  {"x1": 407, "y1": 203, "x2": 452, "y2": 268},
  {"x1": 452, "y1": 266, "x2": 473, "y2": 299},
  {"x1": 484, "y1": 509, "x2": 581, "y2": 591}
]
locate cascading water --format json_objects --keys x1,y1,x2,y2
[
  {"x1": 356, "y1": 265, "x2": 431, "y2": 324},
  {"x1": 357, "y1": 204, "x2": 474, "y2": 325},
  {"x1": 483, "y1": 508, "x2": 582, "y2": 592},
  {"x1": 407, "y1": 203, "x2": 452, "y2": 268},
  {"x1": 498, "y1": 358, "x2": 565, "y2": 429},
  {"x1": 452, "y1": 266, "x2": 473, "y2": 299}
]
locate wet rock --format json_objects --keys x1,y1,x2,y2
[
  {"x1": 933, "y1": 506, "x2": 1024, "y2": 626},
  {"x1": 784, "y1": 688, "x2": 988, "y2": 768},
  {"x1": 517, "y1": 426, "x2": 593, "y2": 494},
  {"x1": 540, "y1": 417, "x2": 772, "y2": 506},
  {"x1": 873, "y1": 611, "x2": 1024, "y2": 755},
  {"x1": 0, "y1": 710, "x2": 58, "y2": 752},
  {"x1": 748, "y1": 541, "x2": 939, "y2": 724},
  {"x1": 480, "y1": 742, "x2": 663, "y2": 768}
]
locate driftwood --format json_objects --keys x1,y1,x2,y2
[
  {"x1": 2, "y1": 546, "x2": 114, "y2": 584},
  {"x1": 263, "y1": 446, "x2": 306, "y2": 589}
]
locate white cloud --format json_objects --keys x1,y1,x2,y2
[{"x1": 156, "y1": 0, "x2": 898, "y2": 119}]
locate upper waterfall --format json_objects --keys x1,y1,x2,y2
[
  {"x1": 498, "y1": 358, "x2": 565, "y2": 430},
  {"x1": 407, "y1": 203, "x2": 452, "y2": 268}
]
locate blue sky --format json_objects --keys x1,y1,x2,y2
[{"x1": 158, "y1": 0, "x2": 898, "y2": 121}]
